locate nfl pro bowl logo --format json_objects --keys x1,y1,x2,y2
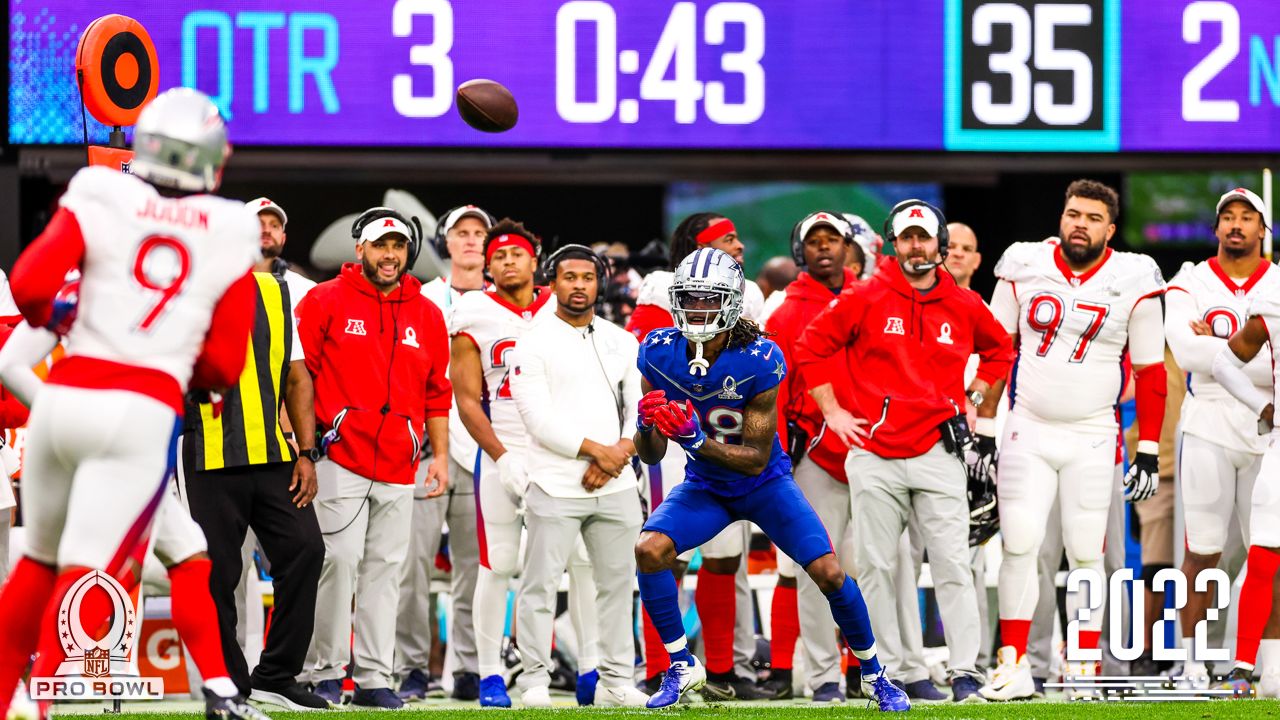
[{"x1": 30, "y1": 571, "x2": 163, "y2": 701}]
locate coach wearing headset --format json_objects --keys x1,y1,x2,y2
[
  {"x1": 794, "y1": 201, "x2": 1013, "y2": 702},
  {"x1": 297, "y1": 207, "x2": 453, "y2": 709},
  {"x1": 509, "y1": 245, "x2": 647, "y2": 707}
]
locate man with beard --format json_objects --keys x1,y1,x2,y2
[
  {"x1": 1191, "y1": 188, "x2": 1280, "y2": 697},
  {"x1": 248, "y1": 198, "x2": 315, "y2": 312},
  {"x1": 796, "y1": 201, "x2": 1012, "y2": 703},
  {"x1": 979, "y1": 180, "x2": 1167, "y2": 700},
  {"x1": 298, "y1": 209, "x2": 452, "y2": 708},
  {"x1": 508, "y1": 245, "x2": 647, "y2": 706},
  {"x1": 450, "y1": 221, "x2": 603, "y2": 708}
]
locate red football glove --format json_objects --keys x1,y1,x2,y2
[
  {"x1": 653, "y1": 399, "x2": 707, "y2": 451},
  {"x1": 638, "y1": 389, "x2": 667, "y2": 431}
]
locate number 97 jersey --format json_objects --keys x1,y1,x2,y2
[
  {"x1": 61, "y1": 167, "x2": 260, "y2": 388},
  {"x1": 638, "y1": 327, "x2": 792, "y2": 497},
  {"x1": 992, "y1": 241, "x2": 1164, "y2": 430}
]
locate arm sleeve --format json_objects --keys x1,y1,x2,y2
[
  {"x1": 989, "y1": 280, "x2": 1020, "y2": 334},
  {"x1": 422, "y1": 306, "x2": 452, "y2": 418},
  {"x1": 510, "y1": 340, "x2": 584, "y2": 459},
  {"x1": 190, "y1": 272, "x2": 256, "y2": 390},
  {"x1": 794, "y1": 289, "x2": 862, "y2": 386},
  {"x1": 1213, "y1": 346, "x2": 1273, "y2": 416},
  {"x1": 0, "y1": 323, "x2": 59, "y2": 410},
  {"x1": 971, "y1": 301, "x2": 1015, "y2": 386},
  {"x1": 9, "y1": 208, "x2": 86, "y2": 328},
  {"x1": 1128, "y1": 296, "x2": 1166, "y2": 366},
  {"x1": 1163, "y1": 288, "x2": 1223, "y2": 374}
]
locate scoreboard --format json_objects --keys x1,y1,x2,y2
[{"x1": 8, "y1": 0, "x2": 1279, "y2": 151}]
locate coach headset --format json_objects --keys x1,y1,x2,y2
[
  {"x1": 432, "y1": 204, "x2": 498, "y2": 259},
  {"x1": 351, "y1": 206, "x2": 426, "y2": 271},
  {"x1": 789, "y1": 211, "x2": 858, "y2": 267},
  {"x1": 883, "y1": 199, "x2": 949, "y2": 273},
  {"x1": 543, "y1": 243, "x2": 610, "y2": 300}
]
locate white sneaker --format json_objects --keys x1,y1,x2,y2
[
  {"x1": 6, "y1": 682, "x2": 39, "y2": 720},
  {"x1": 1177, "y1": 661, "x2": 1211, "y2": 690},
  {"x1": 520, "y1": 686, "x2": 553, "y2": 708},
  {"x1": 596, "y1": 685, "x2": 650, "y2": 707},
  {"x1": 646, "y1": 657, "x2": 707, "y2": 708},
  {"x1": 979, "y1": 646, "x2": 1035, "y2": 701}
]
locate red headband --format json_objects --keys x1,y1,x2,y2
[
  {"x1": 696, "y1": 218, "x2": 736, "y2": 245},
  {"x1": 485, "y1": 234, "x2": 536, "y2": 264}
]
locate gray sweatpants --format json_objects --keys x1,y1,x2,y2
[
  {"x1": 445, "y1": 457, "x2": 481, "y2": 675},
  {"x1": 395, "y1": 465, "x2": 447, "y2": 677},
  {"x1": 516, "y1": 485, "x2": 642, "y2": 690},
  {"x1": 794, "y1": 456, "x2": 928, "y2": 686},
  {"x1": 304, "y1": 460, "x2": 414, "y2": 689},
  {"x1": 847, "y1": 442, "x2": 981, "y2": 679}
]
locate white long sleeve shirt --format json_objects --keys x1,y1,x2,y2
[{"x1": 510, "y1": 311, "x2": 641, "y2": 499}]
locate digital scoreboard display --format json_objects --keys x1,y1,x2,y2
[{"x1": 9, "y1": 0, "x2": 1279, "y2": 151}]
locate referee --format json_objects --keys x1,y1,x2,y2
[{"x1": 181, "y1": 269, "x2": 327, "y2": 710}]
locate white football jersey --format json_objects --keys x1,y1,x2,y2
[
  {"x1": 424, "y1": 276, "x2": 488, "y2": 468},
  {"x1": 1168, "y1": 259, "x2": 1280, "y2": 453},
  {"x1": 993, "y1": 242, "x2": 1164, "y2": 430},
  {"x1": 449, "y1": 288, "x2": 555, "y2": 452},
  {"x1": 60, "y1": 167, "x2": 259, "y2": 389}
]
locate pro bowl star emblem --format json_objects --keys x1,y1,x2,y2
[
  {"x1": 718, "y1": 376, "x2": 742, "y2": 400},
  {"x1": 772, "y1": 361, "x2": 784, "y2": 381}
]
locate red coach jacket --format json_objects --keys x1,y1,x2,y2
[
  {"x1": 795, "y1": 257, "x2": 1013, "y2": 459},
  {"x1": 297, "y1": 263, "x2": 452, "y2": 485},
  {"x1": 766, "y1": 268, "x2": 858, "y2": 482}
]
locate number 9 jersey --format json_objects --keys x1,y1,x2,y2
[
  {"x1": 638, "y1": 326, "x2": 791, "y2": 496},
  {"x1": 990, "y1": 240, "x2": 1165, "y2": 430},
  {"x1": 16, "y1": 166, "x2": 260, "y2": 392}
]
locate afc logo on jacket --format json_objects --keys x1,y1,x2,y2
[
  {"x1": 884, "y1": 317, "x2": 905, "y2": 335},
  {"x1": 345, "y1": 319, "x2": 366, "y2": 336}
]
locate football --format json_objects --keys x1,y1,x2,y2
[{"x1": 455, "y1": 79, "x2": 518, "y2": 133}]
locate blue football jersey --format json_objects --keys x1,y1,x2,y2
[{"x1": 638, "y1": 327, "x2": 792, "y2": 496}]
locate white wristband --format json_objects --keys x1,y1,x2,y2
[
  {"x1": 1136, "y1": 440, "x2": 1159, "y2": 456},
  {"x1": 975, "y1": 417, "x2": 997, "y2": 437}
]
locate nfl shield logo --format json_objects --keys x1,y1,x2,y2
[{"x1": 83, "y1": 647, "x2": 110, "y2": 678}]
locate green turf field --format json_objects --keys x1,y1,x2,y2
[{"x1": 48, "y1": 698, "x2": 1280, "y2": 720}]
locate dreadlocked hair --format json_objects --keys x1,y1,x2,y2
[
  {"x1": 726, "y1": 317, "x2": 770, "y2": 351},
  {"x1": 669, "y1": 212, "x2": 726, "y2": 270}
]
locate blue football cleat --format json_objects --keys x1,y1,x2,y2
[
  {"x1": 862, "y1": 671, "x2": 912, "y2": 712},
  {"x1": 576, "y1": 669, "x2": 599, "y2": 706},
  {"x1": 479, "y1": 674, "x2": 512, "y2": 708},
  {"x1": 646, "y1": 657, "x2": 706, "y2": 708}
]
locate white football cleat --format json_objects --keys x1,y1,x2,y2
[
  {"x1": 6, "y1": 681, "x2": 39, "y2": 720},
  {"x1": 1176, "y1": 661, "x2": 1211, "y2": 691},
  {"x1": 1063, "y1": 660, "x2": 1101, "y2": 701},
  {"x1": 520, "y1": 686, "x2": 553, "y2": 708},
  {"x1": 979, "y1": 646, "x2": 1035, "y2": 701},
  {"x1": 595, "y1": 685, "x2": 650, "y2": 707},
  {"x1": 1258, "y1": 672, "x2": 1280, "y2": 699}
]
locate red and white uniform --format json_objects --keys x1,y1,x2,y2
[
  {"x1": 1242, "y1": 292, "x2": 1280, "y2": 548},
  {"x1": 449, "y1": 288, "x2": 558, "y2": 679},
  {"x1": 8, "y1": 166, "x2": 257, "y2": 571},
  {"x1": 988, "y1": 241, "x2": 1164, "y2": 636},
  {"x1": 1167, "y1": 259, "x2": 1279, "y2": 554}
]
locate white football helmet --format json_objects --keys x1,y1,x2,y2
[
  {"x1": 669, "y1": 247, "x2": 745, "y2": 342},
  {"x1": 131, "y1": 88, "x2": 230, "y2": 193},
  {"x1": 842, "y1": 213, "x2": 879, "y2": 280}
]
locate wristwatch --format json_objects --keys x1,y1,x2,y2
[
  {"x1": 968, "y1": 390, "x2": 985, "y2": 408},
  {"x1": 299, "y1": 447, "x2": 323, "y2": 462}
]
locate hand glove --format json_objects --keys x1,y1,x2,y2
[
  {"x1": 638, "y1": 389, "x2": 667, "y2": 432},
  {"x1": 496, "y1": 451, "x2": 530, "y2": 499},
  {"x1": 46, "y1": 279, "x2": 80, "y2": 336},
  {"x1": 966, "y1": 433, "x2": 997, "y2": 485},
  {"x1": 1124, "y1": 450, "x2": 1159, "y2": 503},
  {"x1": 653, "y1": 399, "x2": 707, "y2": 451}
]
